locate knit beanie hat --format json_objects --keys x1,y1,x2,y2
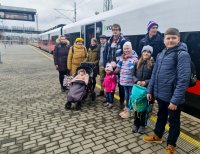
[
  {"x1": 123, "y1": 41, "x2": 132, "y2": 50},
  {"x1": 141, "y1": 45, "x2": 153, "y2": 55},
  {"x1": 75, "y1": 37, "x2": 84, "y2": 43},
  {"x1": 147, "y1": 21, "x2": 158, "y2": 32},
  {"x1": 105, "y1": 63, "x2": 113, "y2": 72}
]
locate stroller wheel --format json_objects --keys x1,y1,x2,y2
[
  {"x1": 91, "y1": 92, "x2": 96, "y2": 101},
  {"x1": 65, "y1": 102, "x2": 71, "y2": 109},
  {"x1": 76, "y1": 102, "x2": 81, "y2": 110}
]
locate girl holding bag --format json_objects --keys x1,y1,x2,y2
[{"x1": 132, "y1": 45, "x2": 154, "y2": 134}]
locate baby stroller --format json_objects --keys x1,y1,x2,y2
[{"x1": 65, "y1": 62, "x2": 96, "y2": 110}]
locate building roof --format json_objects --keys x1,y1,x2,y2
[{"x1": 0, "y1": 5, "x2": 36, "y2": 13}]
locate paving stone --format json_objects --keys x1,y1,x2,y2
[
  {"x1": 116, "y1": 146, "x2": 128, "y2": 153},
  {"x1": 83, "y1": 142, "x2": 95, "y2": 149},
  {"x1": 106, "y1": 144, "x2": 118, "y2": 151},
  {"x1": 70, "y1": 146, "x2": 83, "y2": 153},
  {"x1": 140, "y1": 149, "x2": 154, "y2": 154},
  {"x1": 94, "y1": 148, "x2": 107, "y2": 154},
  {"x1": 78, "y1": 148, "x2": 92, "y2": 154},
  {"x1": 54, "y1": 147, "x2": 69, "y2": 154}
]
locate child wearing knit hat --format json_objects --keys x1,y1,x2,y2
[
  {"x1": 132, "y1": 45, "x2": 154, "y2": 134},
  {"x1": 103, "y1": 63, "x2": 117, "y2": 108},
  {"x1": 116, "y1": 41, "x2": 138, "y2": 118}
]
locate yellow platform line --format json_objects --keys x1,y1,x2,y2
[{"x1": 30, "y1": 45, "x2": 200, "y2": 148}]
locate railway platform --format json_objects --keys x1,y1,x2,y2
[{"x1": 0, "y1": 45, "x2": 199, "y2": 154}]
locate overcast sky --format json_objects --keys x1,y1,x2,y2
[{"x1": 0, "y1": 0, "x2": 135, "y2": 30}]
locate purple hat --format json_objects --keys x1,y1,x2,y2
[{"x1": 147, "y1": 21, "x2": 158, "y2": 31}]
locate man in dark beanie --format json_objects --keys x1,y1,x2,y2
[{"x1": 138, "y1": 21, "x2": 165, "y2": 61}]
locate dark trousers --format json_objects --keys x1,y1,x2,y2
[
  {"x1": 154, "y1": 98, "x2": 182, "y2": 147},
  {"x1": 59, "y1": 70, "x2": 68, "y2": 88},
  {"x1": 134, "y1": 110, "x2": 147, "y2": 127},
  {"x1": 92, "y1": 76, "x2": 96, "y2": 91},
  {"x1": 118, "y1": 83, "x2": 125, "y2": 105},
  {"x1": 106, "y1": 92, "x2": 114, "y2": 104}
]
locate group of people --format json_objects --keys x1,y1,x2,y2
[{"x1": 53, "y1": 21, "x2": 191, "y2": 154}]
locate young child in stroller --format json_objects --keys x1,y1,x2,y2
[
  {"x1": 71, "y1": 69, "x2": 89, "y2": 85},
  {"x1": 65, "y1": 68, "x2": 89, "y2": 110}
]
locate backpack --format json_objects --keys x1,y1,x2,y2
[
  {"x1": 176, "y1": 51, "x2": 197, "y2": 87},
  {"x1": 129, "y1": 84, "x2": 148, "y2": 112}
]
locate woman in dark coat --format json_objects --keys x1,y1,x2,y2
[
  {"x1": 132, "y1": 45, "x2": 154, "y2": 134},
  {"x1": 53, "y1": 36, "x2": 69, "y2": 92}
]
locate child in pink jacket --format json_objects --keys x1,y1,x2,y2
[{"x1": 103, "y1": 63, "x2": 117, "y2": 108}]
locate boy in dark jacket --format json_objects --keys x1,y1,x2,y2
[{"x1": 143, "y1": 28, "x2": 191, "y2": 154}]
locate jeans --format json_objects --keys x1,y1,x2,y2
[
  {"x1": 124, "y1": 86, "x2": 133, "y2": 109},
  {"x1": 106, "y1": 92, "x2": 114, "y2": 104},
  {"x1": 154, "y1": 98, "x2": 183, "y2": 147},
  {"x1": 92, "y1": 76, "x2": 96, "y2": 91},
  {"x1": 59, "y1": 70, "x2": 68, "y2": 88}
]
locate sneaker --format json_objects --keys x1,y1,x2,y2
[
  {"x1": 163, "y1": 145, "x2": 176, "y2": 154},
  {"x1": 104, "y1": 102, "x2": 109, "y2": 107},
  {"x1": 138, "y1": 126, "x2": 145, "y2": 134},
  {"x1": 121, "y1": 111, "x2": 130, "y2": 119},
  {"x1": 132, "y1": 125, "x2": 138, "y2": 133},
  {"x1": 107, "y1": 104, "x2": 113, "y2": 109},
  {"x1": 143, "y1": 134, "x2": 162, "y2": 143},
  {"x1": 119, "y1": 110, "x2": 126, "y2": 116}
]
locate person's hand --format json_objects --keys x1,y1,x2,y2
[
  {"x1": 137, "y1": 81, "x2": 141, "y2": 85},
  {"x1": 168, "y1": 103, "x2": 177, "y2": 110},
  {"x1": 140, "y1": 81, "x2": 146, "y2": 86},
  {"x1": 147, "y1": 94, "x2": 152, "y2": 101},
  {"x1": 55, "y1": 65, "x2": 58, "y2": 70}
]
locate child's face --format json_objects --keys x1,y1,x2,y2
[
  {"x1": 164, "y1": 35, "x2": 180, "y2": 49},
  {"x1": 123, "y1": 45, "x2": 132, "y2": 55},
  {"x1": 105, "y1": 70, "x2": 112, "y2": 74},
  {"x1": 79, "y1": 71, "x2": 85, "y2": 76},
  {"x1": 142, "y1": 51, "x2": 151, "y2": 60}
]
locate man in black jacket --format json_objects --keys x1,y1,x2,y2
[
  {"x1": 138, "y1": 21, "x2": 165, "y2": 61},
  {"x1": 53, "y1": 36, "x2": 69, "y2": 92}
]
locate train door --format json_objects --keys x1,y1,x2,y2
[
  {"x1": 85, "y1": 24, "x2": 95, "y2": 49},
  {"x1": 96, "y1": 22, "x2": 102, "y2": 40}
]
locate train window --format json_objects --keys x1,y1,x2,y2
[
  {"x1": 81, "y1": 25, "x2": 85, "y2": 40},
  {"x1": 51, "y1": 35, "x2": 58, "y2": 45},
  {"x1": 67, "y1": 32, "x2": 80, "y2": 45},
  {"x1": 43, "y1": 40, "x2": 48, "y2": 45},
  {"x1": 182, "y1": 32, "x2": 200, "y2": 80},
  {"x1": 96, "y1": 22, "x2": 102, "y2": 40}
]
